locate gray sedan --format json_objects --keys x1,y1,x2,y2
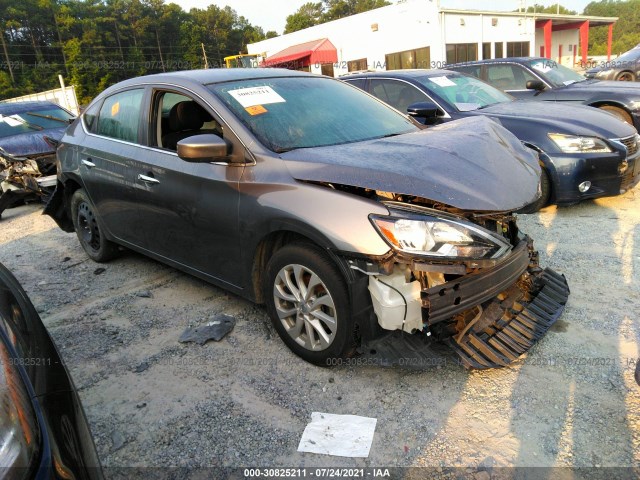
[{"x1": 45, "y1": 69, "x2": 569, "y2": 369}]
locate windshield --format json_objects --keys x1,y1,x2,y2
[
  {"x1": 210, "y1": 77, "x2": 417, "y2": 152},
  {"x1": 416, "y1": 73, "x2": 512, "y2": 112},
  {"x1": 528, "y1": 59, "x2": 585, "y2": 86},
  {"x1": 0, "y1": 106, "x2": 73, "y2": 138}
]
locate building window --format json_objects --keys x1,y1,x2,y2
[
  {"x1": 348, "y1": 58, "x2": 368, "y2": 72},
  {"x1": 446, "y1": 43, "x2": 478, "y2": 64},
  {"x1": 506, "y1": 41, "x2": 530, "y2": 57},
  {"x1": 385, "y1": 47, "x2": 430, "y2": 70},
  {"x1": 320, "y1": 63, "x2": 334, "y2": 77},
  {"x1": 482, "y1": 42, "x2": 491, "y2": 60},
  {"x1": 495, "y1": 42, "x2": 503, "y2": 58}
]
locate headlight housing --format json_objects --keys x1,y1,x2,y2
[
  {"x1": 371, "y1": 209, "x2": 512, "y2": 260},
  {"x1": 548, "y1": 133, "x2": 613, "y2": 153},
  {"x1": 596, "y1": 69, "x2": 613, "y2": 77},
  {"x1": 0, "y1": 336, "x2": 41, "y2": 473}
]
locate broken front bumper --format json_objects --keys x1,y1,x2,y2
[
  {"x1": 421, "y1": 237, "x2": 569, "y2": 369},
  {"x1": 446, "y1": 268, "x2": 569, "y2": 369}
]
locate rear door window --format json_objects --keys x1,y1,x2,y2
[
  {"x1": 486, "y1": 65, "x2": 538, "y2": 91},
  {"x1": 369, "y1": 79, "x2": 430, "y2": 113},
  {"x1": 452, "y1": 65, "x2": 482, "y2": 79},
  {"x1": 96, "y1": 89, "x2": 144, "y2": 143}
]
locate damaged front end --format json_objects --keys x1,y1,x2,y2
[
  {"x1": 342, "y1": 195, "x2": 569, "y2": 369},
  {"x1": 0, "y1": 150, "x2": 57, "y2": 218}
]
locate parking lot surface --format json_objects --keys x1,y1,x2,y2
[{"x1": 0, "y1": 189, "x2": 639, "y2": 474}]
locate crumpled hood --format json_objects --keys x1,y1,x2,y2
[
  {"x1": 477, "y1": 101, "x2": 637, "y2": 139},
  {"x1": 281, "y1": 116, "x2": 541, "y2": 212},
  {"x1": 0, "y1": 127, "x2": 65, "y2": 157}
]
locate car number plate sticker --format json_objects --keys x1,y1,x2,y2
[{"x1": 228, "y1": 86, "x2": 286, "y2": 108}]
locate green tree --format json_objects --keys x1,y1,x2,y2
[
  {"x1": 323, "y1": 0, "x2": 390, "y2": 21},
  {"x1": 584, "y1": 0, "x2": 640, "y2": 55},
  {"x1": 0, "y1": 0, "x2": 270, "y2": 101},
  {"x1": 284, "y1": 0, "x2": 390, "y2": 33},
  {"x1": 284, "y1": 2, "x2": 324, "y2": 34},
  {"x1": 522, "y1": 3, "x2": 577, "y2": 14}
]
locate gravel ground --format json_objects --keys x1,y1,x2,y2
[{"x1": 0, "y1": 188, "x2": 639, "y2": 477}]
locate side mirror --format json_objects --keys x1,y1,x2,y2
[
  {"x1": 526, "y1": 80, "x2": 545, "y2": 91},
  {"x1": 407, "y1": 101, "x2": 443, "y2": 125},
  {"x1": 177, "y1": 134, "x2": 231, "y2": 162}
]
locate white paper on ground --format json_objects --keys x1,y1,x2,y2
[{"x1": 297, "y1": 412, "x2": 377, "y2": 458}]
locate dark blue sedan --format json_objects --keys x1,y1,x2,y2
[{"x1": 342, "y1": 69, "x2": 640, "y2": 211}]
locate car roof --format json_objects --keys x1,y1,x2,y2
[
  {"x1": 449, "y1": 57, "x2": 537, "y2": 67},
  {"x1": 0, "y1": 100, "x2": 62, "y2": 115},
  {"x1": 109, "y1": 68, "x2": 317, "y2": 89},
  {"x1": 342, "y1": 69, "x2": 458, "y2": 79}
]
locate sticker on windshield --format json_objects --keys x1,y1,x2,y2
[
  {"x1": 0, "y1": 115, "x2": 23, "y2": 127},
  {"x1": 111, "y1": 102, "x2": 120, "y2": 116},
  {"x1": 429, "y1": 76, "x2": 456, "y2": 87},
  {"x1": 245, "y1": 105, "x2": 268, "y2": 116},
  {"x1": 228, "y1": 86, "x2": 286, "y2": 108},
  {"x1": 454, "y1": 103, "x2": 482, "y2": 112}
]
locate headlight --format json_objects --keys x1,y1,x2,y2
[
  {"x1": 548, "y1": 133, "x2": 613, "y2": 153},
  {"x1": 370, "y1": 210, "x2": 512, "y2": 259},
  {"x1": 0, "y1": 336, "x2": 41, "y2": 473},
  {"x1": 596, "y1": 69, "x2": 613, "y2": 77}
]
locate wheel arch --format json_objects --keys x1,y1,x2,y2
[
  {"x1": 250, "y1": 226, "x2": 345, "y2": 305},
  {"x1": 521, "y1": 142, "x2": 557, "y2": 204}
]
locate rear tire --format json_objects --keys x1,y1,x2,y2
[
  {"x1": 518, "y1": 168, "x2": 551, "y2": 214},
  {"x1": 599, "y1": 105, "x2": 633, "y2": 125},
  {"x1": 615, "y1": 71, "x2": 635, "y2": 82},
  {"x1": 71, "y1": 189, "x2": 118, "y2": 262},
  {"x1": 263, "y1": 243, "x2": 354, "y2": 366}
]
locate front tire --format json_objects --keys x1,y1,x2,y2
[
  {"x1": 599, "y1": 105, "x2": 634, "y2": 125},
  {"x1": 264, "y1": 243, "x2": 354, "y2": 366},
  {"x1": 71, "y1": 189, "x2": 118, "y2": 262},
  {"x1": 518, "y1": 168, "x2": 551, "y2": 214}
]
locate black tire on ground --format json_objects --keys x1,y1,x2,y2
[
  {"x1": 518, "y1": 168, "x2": 551, "y2": 214},
  {"x1": 263, "y1": 243, "x2": 355, "y2": 366},
  {"x1": 599, "y1": 105, "x2": 634, "y2": 125},
  {"x1": 70, "y1": 189, "x2": 119, "y2": 262},
  {"x1": 615, "y1": 71, "x2": 636, "y2": 82}
]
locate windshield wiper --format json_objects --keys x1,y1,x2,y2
[
  {"x1": 0, "y1": 115, "x2": 43, "y2": 131},
  {"x1": 26, "y1": 111, "x2": 72, "y2": 124}
]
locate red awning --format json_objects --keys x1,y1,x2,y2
[{"x1": 262, "y1": 38, "x2": 338, "y2": 68}]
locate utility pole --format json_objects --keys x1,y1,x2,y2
[
  {"x1": 155, "y1": 29, "x2": 166, "y2": 72},
  {"x1": 201, "y1": 43, "x2": 209, "y2": 69},
  {"x1": 0, "y1": 31, "x2": 14, "y2": 84}
]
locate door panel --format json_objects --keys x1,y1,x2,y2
[
  {"x1": 133, "y1": 153, "x2": 244, "y2": 286},
  {"x1": 78, "y1": 88, "x2": 146, "y2": 246},
  {"x1": 132, "y1": 88, "x2": 244, "y2": 286}
]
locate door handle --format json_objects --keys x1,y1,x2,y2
[
  {"x1": 81, "y1": 158, "x2": 95, "y2": 168},
  {"x1": 137, "y1": 174, "x2": 160, "y2": 185}
]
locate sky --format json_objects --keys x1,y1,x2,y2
[{"x1": 170, "y1": 0, "x2": 596, "y2": 34}]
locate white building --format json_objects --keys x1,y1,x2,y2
[{"x1": 247, "y1": 0, "x2": 617, "y2": 77}]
